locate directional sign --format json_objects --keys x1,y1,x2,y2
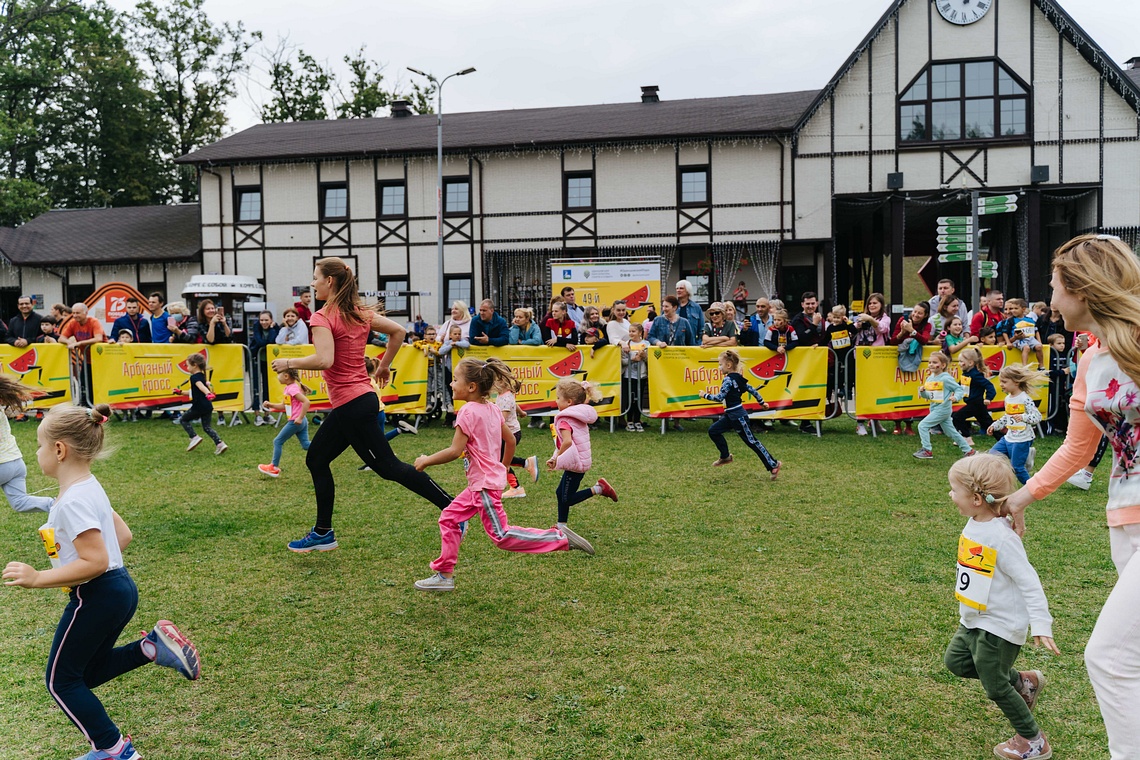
[
  {"x1": 978, "y1": 261, "x2": 999, "y2": 271},
  {"x1": 978, "y1": 203, "x2": 1018, "y2": 215},
  {"x1": 938, "y1": 252, "x2": 972, "y2": 263},
  {"x1": 937, "y1": 234, "x2": 971, "y2": 244},
  {"x1": 937, "y1": 224, "x2": 973, "y2": 235},
  {"x1": 937, "y1": 243, "x2": 973, "y2": 254},
  {"x1": 979, "y1": 194, "x2": 1019, "y2": 206},
  {"x1": 936, "y1": 216, "x2": 971, "y2": 226}
]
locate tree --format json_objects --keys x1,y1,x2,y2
[
  {"x1": 130, "y1": 0, "x2": 259, "y2": 201},
  {"x1": 335, "y1": 47, "x2": 435, "y2": 118},
  {"x1": 0, "y1": 176, "x2": 49, "y2": 226},
  {"x1": 259, "y1": 39, "x2": 333, "y2": 122}
]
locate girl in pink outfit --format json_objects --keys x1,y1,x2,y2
[
  {"x1": 548, "y1": 379, "x2": 618, "y2": 530},
  {"x1": 413, "y1": 358, "x2": 594, "y2": 592}
]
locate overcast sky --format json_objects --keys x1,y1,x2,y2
[{"x1": 107, "y1": 0, "x2": 1139, "y2": 135}]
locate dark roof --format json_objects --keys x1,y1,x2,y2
[
  {"x1": 0, "y1": 204, "x2": 201, "y2": 266},
  {"x1": 176, "y1": 90, "x2": 820, "y2": 165},
  {"x1": 1127, "y1": 67, "x2": 1140, "y2": 89}
]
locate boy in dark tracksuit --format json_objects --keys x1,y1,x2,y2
[{"x1": 699, "y1": 351, "x2": 782, "y2": 480}]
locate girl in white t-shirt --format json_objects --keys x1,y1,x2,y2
[
  {"x1": 988, "y1": 364, "x2": 1046, "y2": 484},
  {"x1": 2, "y1": 403, "x2": 200, "y2": 760},
  {"x1": 0, "y1": 375, "x2": 54, "y2": 513}
]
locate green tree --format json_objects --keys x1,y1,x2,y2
[
  {"x1": 259, "y1": 40, "x2": 333, "y2": 122},
  {"x1": 0, "y1": 176, "x2": 49, "y2": 226},
  {"x1": 335, "y1": 47, "x2": 435, "y2": 117}
]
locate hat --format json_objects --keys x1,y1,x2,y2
[{"x1": 707, "y1": 302, "x2": 725, "y2": 313}]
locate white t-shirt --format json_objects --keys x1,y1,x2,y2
[
  {"x1": 0, "y1": 413, "x2": 22, "y2": 464},
  {"x1": 494, "y1": 390, "x2": 521, "y2": 435},
  {"x1": 40, "y1": 475, "x2": 123, "y2": 573},
  {"x1": 607, "y1": 318, "x2": 630, "y2": 346}
]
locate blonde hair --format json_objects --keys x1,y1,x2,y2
[
  {"x1": 771, "y1": 308, "x2": 789, "y2": 325},
  {"x1": 1005, "y1": 297, "x2": 1029, "y2": 310},
  {"x1": 1052, "y1": 234, "x2": 1140, "y2": 387},
  {"x1": 278, "y1": 365, "x2": 313, "y2": 395},
  {"x1": 514, "y1": 307, "x2": 534, "y2": 323},
  {"x1": 488, "y1": 357, "x2": 521, "y2": 394},
  {"x1": 167, "y1": 301, "x2": 188, "y2": 316},
  {"x1": 948, "y1": 454, "x2": 1019, "y2": 517},
  {"x1": 830, "y1": 304, "x2": 847, "y2": 318},
  {"x1": 40, "y1": 403, "x2": 114, "y2": 462},
  {"x1": 928, "y1": 350, "x2": 950, "y2": 368},
  {"x1": 998, "y1": 362, "x2": 1048, "y2": 394},
  {"x1": 0, "y1": 375, "x2": 35, "y2": 411},
  {"x1": 958, "y1": 347, "x2": 984, "y2": 371},
  {"x1": 719, "y1": 349, "x2": 742, "y2": 371},
  {"x1": 555, "y1": 378, "x2": 602, "y2": 405}
]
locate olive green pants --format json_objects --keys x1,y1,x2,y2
[{"x1": 944, "y1": 625, "x2": 1039, "y2": 738}]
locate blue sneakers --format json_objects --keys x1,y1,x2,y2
[
  {"x1": 73, "y1": 735, "x2": 141, "y2": 759},
  {"x1": 287, "y1": 528, "x2": 338, "y2": 553},
  {"x1": 458, "y1": 521, "x2": 468, "y2": 541},
  {"x1": 145, "y1": 620, "x2": 200, "y2": 681}
]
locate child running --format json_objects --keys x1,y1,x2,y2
[
  {"x1": 952, "y1": 347, "x2": 997, "y2": 447},
  {"x1": 176, "y1": 352, "x2": 227, "y2": 455},
  {"x1": 913, "y1": 350, "x2": 974, "y2": 460},
  {"x1": 413, "y1": 357, "x2": 594, "y2": 592},
  {"x1": 257, "y1": 367, "x2": 312, "y2": 477},
  {"x1": 987, "y1": 364, "x2": 1045, "y2": 483},
  {"x1": 548, "y1": 378, "x2": 618, "y2": 531},
  {"x1": 943, "y1": 453, "x2": 1058, "y2": 760},
  {"x1": 2, "y1": 404, "x2": 200, "y2": 760},
  {"x1": 1, "y1": 376, "x2": 54, "y2": 513},
  {"x1": 489, "y1": 360, "x2": 540, "y2": 498},
  {"x1": 698, "y1": 350, "x2": 782, "y2": 480}
]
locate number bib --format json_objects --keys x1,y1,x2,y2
[
  {"x1": 955, "y1": 535, "x2": 997, "y2": 611},
  {"x1": 829, "y1": 330, "x2": 851, "y2": 349},
  {"x1": 1005, "y1": 401, "x2": 1027, "y2": 432},
  {"x1": 38, "y1": 524, "x2": 69, "y2": 594},
  {"x1": 925, "y1": 380, "x2": 945, "y2": 403}
]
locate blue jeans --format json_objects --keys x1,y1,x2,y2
[
  {"x1": 272, "y1": 419, "x2": 311, "y2": 466},
  {"x1": 991, "y1": 436, "x2": 1032, "y2": 483}
]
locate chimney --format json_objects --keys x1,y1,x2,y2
[
  {"x1": 640, "y1": 85, "x2": 660, "y2": 103},
  {"x1": 390, "y1": 100, "x2": 412, "y2": 118},
  {"x1": 1125, "y1": 56, "x2": 1140, "y2": 70}
]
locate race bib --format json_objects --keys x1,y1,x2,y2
[
  {"x1": 955, "y1": 535, "x2": 996, "y2": 611},
  {"x1": 829, "y1": 330, "x2": 850, "y2": 349},
  {"x1": 1005, "y1": 402, "x2": 1027, "y2": 432},
  {"x1": 925, "y1": 380, "x2": 944, "y2": 403},
  {"x1": 38, "y1": 524, "x2": 68, "y2": 594},
  {"x1": 778, "y1": 332, "x2": 787, "y2": 348}
]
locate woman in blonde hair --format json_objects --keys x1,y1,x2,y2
[{"x1": 1005, "y1": 234, "x2": 1140, "y2": 758}]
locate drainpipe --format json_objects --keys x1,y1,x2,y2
[{"x1": 201, "y1": 166, "x2": 225, "y2": 274}]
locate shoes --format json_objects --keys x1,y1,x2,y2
[
  {"x1": 965, "y1": 436, "x2": 975, "y2": 447},
  {"x1": 186, "y1": 435, "x2": 203, "y2": 452},
  {"x1": 502, "y1": 487, "x2": 527, "y2": 498},
  {"x1": 800, "y1": 422, "x2": 814, "y2": 433},
  {"x1": 215, "y1": 442, "x2": 228, "y2": 455},
  {"x1": 1027, "y1": 446, "x2": 1036, "y2": 472},
  {"x1": 893, "y1": 425, "x2": 902, "y2": 435},
  {"x1": 312, "y1": 414, "x2": 322, "y2": 426},
  {"x1": 144, "y1": 620, "x2": 201, "y2": 680},
  {"x1": 671, "y1": 421, "x2": 684, "y2": 432},
  {"x1": 770, "y1": 461, "x2": 782, "y2": 481},
  {"x1": 561, "y1": 526, "x2": 595, "y2": 555},
  {"x1": 358, "y1": 464, "x2": 372, "y2": 472},
  {"x1": 596, "y1": 478, "x2": 618, "y2": 502},
  {"x1": 1018, "y1": 670, "x2": 1046, "y2": 711},
  {"x1": 913, "y1": 449, "x2": 934, "y2": 460},
  {"x1": 254, "y1": 414, "x2": 265, "y2": 426},
  {"x1": 856, "y1": 423, "x2": 867, "y2": 436},
  {"x1": 904, "y1": 426, "x2": 916, "y2": 436},
  {"x1": 634, "y1": 423, "x2": 644, "y2": 432},
  {"x1": 713, "y1": 456, "x2": 734, "y2": 467},
  {"x1": 963, "y1": 449, "x2": 977, "y2": 457},
  {"x1": 74, "y1": 736, "x2": 142, "y2": 760},
  {"x1": 1066, "y1": 469, "x2": 1093, "y2": 490},
  {"x1": 445, "y1": 401, "x2": 454, "y2": 414},
  {"x1": 458, "y1": 521, "x2": 468, "y2": 541},
  {"x1": 415, "y1": 572, "x2": 455, "y2": 591},
  {"x1": 524, "y1": 455, "x2": 540, "y2": 483},
  {"x1": 171, "y1": 413, "x2": 182, "y2": 424},
  {"x1": 994, "y1": 732, "x2": 1051, "y2": 760},
  {"x1": 625, "y1": 422, "x2": 636, "y2": 432},
  {"x1": 258, "y1": 464, "x2": 281, "y2": 478},
  {"x1": 397, "y1": 419, "x2": 418, "y2": 435},
  {"x1": 287, "y1": 528, "x2": 338, "y2": 553}
]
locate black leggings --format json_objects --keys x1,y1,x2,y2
[
  {"x1": 708, "y1": 412, "x2": 778, "y2": 471},
  {"x1": 306, "y1": 392, "x2": 452, "y2": 531},
  {"x1": 180, "y1": 406, "x2": 221, "y2": 444},
  {"x1": 952, "y1": 399, "x2": 994, "y2": 438},
  {"x1": 556, "y1": 470, "x2": 595, "y2": 523}
]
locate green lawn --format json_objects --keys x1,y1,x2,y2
[{"x1": 0, "y1": 414, "x2": 1113, "y2": 759}]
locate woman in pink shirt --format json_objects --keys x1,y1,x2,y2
[
  {"x1": 1006, "y1": 234, "x2": 1140, "y2": 758},
  {"x1": 271, "y1": 257, "x2": 452, "y2": 553}
]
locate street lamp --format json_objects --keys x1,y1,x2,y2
[{"x1": 407, "y1": 66, "x2": 477, "y2": 322}]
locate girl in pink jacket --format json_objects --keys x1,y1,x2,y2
[{"x1": 547, "y1": 379, "x2": 618, "y2": 530}]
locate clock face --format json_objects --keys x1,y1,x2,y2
[{"x1": 936, "y1": 0, "x2": 992, "y2": 25}]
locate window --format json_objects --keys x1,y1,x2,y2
[
  {"x1": 679, "y1": 167, "x2": 709, "y2": 205},
  {"x1": 444, "y1": 275, "x2": 472, "y2": 309},
  {"x1": 320, "y1": 183, "x2": 348, "y2": 220},
  {"x1": 235, "y1": 187, "x2": 262, "y2": 222},
  {"x1": 899, "y1": 59, "x2": 1029, "y2": 144},
  {"x1": 379, "y1": 278, "x2": 408, "y2": 315},
  {"x1": 564, "y1": 172, "x2": 594, "y2": 210},
  {"x1": 444, "y1": 178, "x2": 470, "y2": 215},
  {"x1": 377, "y1": 181, "x2": 406, "y2": 218}
]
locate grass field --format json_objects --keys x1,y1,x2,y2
[{"x1": 0, "y1": 413, "x2": 1114, "y2": 759}]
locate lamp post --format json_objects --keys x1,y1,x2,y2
[{"x1": 407, "y1": 66, "x2": 476, "y2": 322}]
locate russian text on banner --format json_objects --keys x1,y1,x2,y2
[
  {"x1": 90, "y1": 344, "x2": 246, "y2": 411},
  {"x1": 853, "y1": 345, "x2": 1050, "y2": 420},
  {"x1": 551, "y1": 261, "x2": 660, "y2": 323},
  {"x1": 453, "y1": 345, "x2": 622, "y2": 417},
  {"x1": 0, "y1": 344, "x2": 72, "y2": 408},
  {"x1": 265, "y1": 344, "x2": 429, "y2": 414},
  {"x1": 646, "y1": 346, "x2": 829, "y2": 420}
]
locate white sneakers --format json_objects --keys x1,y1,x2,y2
[
  {"x1": 186, "y1": 436, "x2": 203, "y2": 451},
  {"x1": 1066, "y1": 469, "x2": 1093, "y2": 490}
]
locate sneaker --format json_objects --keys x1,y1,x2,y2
[
  {"x1": 965, "y1": 436, "x2": 975, "y2": 447},
  {"x1": 215, "y1": 441, "x2": 228, "y2": 455},
  {"x1": 358, "y1": 464, "x2": 372, "y2": 472},
  {"x1": 770, "y1": 461, "x2": 782, "y2": 481},
  {"x1": 287, "y1": 529, "x2": 338, "y2": 553},
  {"x1": 634, "y1": 422, "x2": 644, "y2": 432},
  {"x1": 561, "y1": 526, "x2": 595, "y2": 555},
  {"x1": 415, "y1": 572, "x2": 455, "y2": 591},
  {"x1": 904, "y1": 426, "x2": 916, "y2": 436},
  {"x1": 1018, "y1": 670, "x2": 1046, "y2": 711},
  {"x1": 625, "y1": 422, "x2": 636, "y2": 432},
  {"x1": 254, "y1": 415, "x2": 265, "y2": 426},
  {"x1": 502, "y1": 487, "x2": 527, "y2": 498},
  {"x1": 913, "y1": 449, "x2": 934, "y2": 460},
  {"x1": 713, "y1": 456, "x2": 734, "y2": 467},
  {"x1": 1066, "y1": 469, "x2": 1093, "y2": 490},
  {"x1": 144, "y1": 620, "x2": 200, "y2": 680},
  {"x1": 258, "y1": 464, "x2": 281, "y2": 478},
  {"x1": 524, "y1": 455, "x2": 540, "y2": 483},
  {"x1": 397, "y1": 419, "x2": 418, "y2": 435},
  {"x1": 596, "y1": 478, "x2": 618, "y2": 502},
  {"x1": 312, "y1": 414, "x2": 322, "y2": 426},
  {"x1": 963, "y1": 449, "x2": 977, "y2": 457},
  {"x1": 892, "y1": 425, "x2": 902, "y2": 435},
  {"x1": 994, "y1": 731, "x2": 1052, "y2": 760},
  {"x1": 74, "y1": 736, "x2": 142, "y2": 760},
  {"x1": 856, "y1": 423, "x2": 868, "y2": 436},
  {"x1": 186, "y1": 435, "x2": 203, "y2": 452},
  {"x1": 1027, "y1": 446, "x2": 1037, "y2": 472},
  {"x1": 671, "y1": 421, "x2": 684, "y2": 432}
]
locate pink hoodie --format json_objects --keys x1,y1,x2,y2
[{"x1": 553, "y1": 403, "x2": 598, "y2": 473}]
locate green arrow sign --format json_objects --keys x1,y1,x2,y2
[
  {"x1": 936, "y1": 225, "x2": 973, "y2": 235},
  {"x1": 938, "y1": 253, "x2": 972, "y2": 263},
  {"x1": 978, "y1": 261, "x2": 999, "y2": 271},
  {"x1": 937, "y1": 234, "x2": 971, "y2": 244},
  {"x1": 978, "y1": 204, "x2": 1018, "y2": 215},
  {"x1": 936, "y1": 216, "x2": 971, "y2": 225},
  {"x1": 979, "y1": 194, "x2": 1019, "y2": 206},
  {"x1": 937, "y1": 243, "x2": 973, "y2": 253}
]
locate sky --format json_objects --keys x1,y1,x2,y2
[{"x1": 106, "y1": 0, "x2": 1140, "y2": 136}]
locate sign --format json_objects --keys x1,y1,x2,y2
[
  {"x1": 978, "y1": 194, "x2": 1019, "y2": 206},
  {"x1": 548, "y1": 261, "x2": 660, "y2": 322},
  {"x1": 979, "y1": 261, "x2": 999, "y2": 279},
  {"x1": 265, "y1": 344, "x2": 430, "y2": 415},
  {"x1": 936, "y1": 225, "x2": 973, "y2": 235},
  {"x1": 936, "y1": 216, "x2": 971, "y2": 226},
  {"x1": 937, "y1": 244, "x2": 973, "y2": 254},
  {"x1": 83, "y1": 282, "x2": 151, "y2": 336},
  {"x1": 936, "y1": 235, "x2": 971, "y2": 245},
  {"x1": 90, "y1": 344, "x2": 246, "y2": 411},
  {"x1": 978, "y1": 203, "x2": 1018, "y2": 215},
  {"x1": 0, "y1": 344, "x2": 72, "y2": 408},
  {"x1": 938, "y1": 252, "x2": 972, "y2": 263}
]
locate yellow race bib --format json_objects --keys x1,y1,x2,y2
[
  {"x1": 925, "y1": 380, "x2": 945, "y2": 403},
  {"x1": 1005, "y1": 401, "x2": 1027, "y2": 432},
  {"x1": 955, "y1": 535, "x2": 997, "y2": 611}
]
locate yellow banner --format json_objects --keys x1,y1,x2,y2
[
  {"x1": 646, "y1": 346, "x2": 830, "y2": 419},
  {"x1": 264, "y1": 344, "x2": 429, "y2": 414},
  {"x1": 853, "y1": 345, "x2": 1050, "y2": 419},
  {"x1": 90, "y1": 344, "x2": 246, "y2": 411},
  {"x1": 453, "y1": 345, "x2": 622, "y2": 417},
  {"x1": 0, "y1": 344, "x2": 72, "y2": 408},
  {"x1": 552, "y1": 262, "x2": 661, "y2": 323}
]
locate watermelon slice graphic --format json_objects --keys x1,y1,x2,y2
[
  {"x1": 621, "y1": 285, "x2": 650, "y2": 309},
  {"x1": 7, "y1": 348, "x2": 37, "y2": 374},
  {"x1": 983, "y1": 350, "x2": 1006, "y2": 375},
  {"x1": 547, "y1": 351, "x2": 584, "y2": 378},
  {"x1": 749, "y1": 353, "x2": 787, "y2": 380},
  {"x1": 176, "y1": 349, "x2": 208, "y2": 375}
]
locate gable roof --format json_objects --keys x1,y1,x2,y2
[
  {"x1": 176, "y1": 90, "x2": 820, "y2": 166},
  {"x1": 0, "y1": 204, "x2": 201, "y2": 266}
]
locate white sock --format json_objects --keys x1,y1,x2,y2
[
  {"x1": 140, "y1": 638, "x2": 157, "y2": 661},
  {"x1": 557, "y1": 522, "x2": 567, "y2": 530},
  {"x1": 591, "y1": 484, "x2": 601, "y2": 495},
  {"x1": 103, "y1": 735, "x2": 127, "y2": 753},
  {"x1": 1029, "y1": 734, "x2": 1045, "y2": 749}
]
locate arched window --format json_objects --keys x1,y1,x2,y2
[{"x1": 899, "y1": 59, "x2": 1030, "y2": 144}]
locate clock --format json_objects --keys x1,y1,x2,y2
[{"x1": 936, "y1": 0, "x2": 992, "y2": 25}]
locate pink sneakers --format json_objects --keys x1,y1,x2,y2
[
  {"x1": 595, "y1": 478, "x2": 618, "y2": 502},
  {"x1": 994, "y1": 732, "x2": 1051, "y2": 759}
]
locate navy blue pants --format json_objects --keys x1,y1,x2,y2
[
  {"x1": 556, "y1": 470, "x2": 594, "y2": 523},
  {"x1": 46, "y1": 567, "x2": 149, "y2": 751},
  {"x1": 708, "y1": 411, "x2": 778, "y2": 471}
]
